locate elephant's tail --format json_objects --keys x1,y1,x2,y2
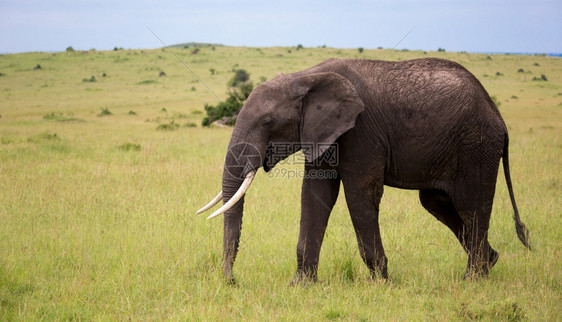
[{"x1": 503, "y1": 134, "x2": 531, "y2": 250}]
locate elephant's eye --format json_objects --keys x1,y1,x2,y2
[{"x1": 262, "y1": 117, "x2": 274, "y2": 129}]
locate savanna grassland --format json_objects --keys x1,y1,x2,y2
[{"x1": 0, "y1": 46, "x2": 560, "y2": 320}]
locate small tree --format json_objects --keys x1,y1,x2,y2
[
  {"x1": 358, "y1": 47, "x2": 364, "y2": 53},
  {"x1": 66, "y1": 46, "x2": 75, "y2": 52},
  {"x1": 202, "y1": 70, "x2": 254, "y2": 126},
  {"x1": 227, "y1": 69, "x2": 250, "y2": 87}
]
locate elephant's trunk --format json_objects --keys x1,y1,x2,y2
[
  {"x1": 206, "y1": 171, "x2": 254, "y2": 219},
  {"x1": 221, "y1": 170, "x2": 245, "y2": 283},
  {"x1": 219, "y1": 137, "x2": 263, "y2": 282}
]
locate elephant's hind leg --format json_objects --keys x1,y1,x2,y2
[
  {"x1": 420, "y1": 189, "x2": 467, "y2": 249},
  {"x1": 419, "y1": 189, "x2": 499, "y2": 277}
]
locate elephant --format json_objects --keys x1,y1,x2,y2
[{"x1": 197, "y1": 57, "x2": 531, "y2": 284}]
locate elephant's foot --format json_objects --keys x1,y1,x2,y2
[
  {"x1": 223, "y1": 267, "x2": 236, "y2": 285},
  {"x1": 365, "y1": 256, "x2": 389, "y2": 281},
  {"x1": 463, "y1": 248, "x2": 499, "y2": 280},
  {"x1": 224, "y1": 274, "x2": 236, "y2": 285},
  {"x1": 463, "y1": 268, "x2": 488, "y2": 281},
  {"x1": 368, "y1": 269, "x2": 389, "y2": 282},
  {"x1": 289, "y1": 269, "x2": 317, "y2": 286},
  {"x1": 489, "y1": 248, "x2": 499, "y2": 269}
]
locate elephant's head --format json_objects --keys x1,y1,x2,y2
[{"x1": 197, "y1": 70, "x2": 365, "y2": 282}]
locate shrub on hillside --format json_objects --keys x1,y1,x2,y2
[
  {"x1": 83, "y1": 75, "x2": 96, "y2": 82},
  {"x1": 228, "y1": 69, "x2": 250, "y2": 87},
  {"x1": 118, "y1": 142, "x2": 141, "y2": 151},
  {"x1": 157, "y1": 121, "x2": 179, "y2": 131},
  {"x1": 97, "y1": 108, "x2": 112, "y2": 116},
  {"x1": 202, "y1": 69, "x2": 254, "y2": 127}
]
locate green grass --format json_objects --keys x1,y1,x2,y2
[{"x1": 0, "y1": 47, "x2": 560, "y2": 320}]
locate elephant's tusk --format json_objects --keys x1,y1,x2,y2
[
  {"x1": 207, "y1": 170, "x2": 256, "y2": 220},
  {"x1": 196, "y1": 191, "x2": 223, "y2": 214}
]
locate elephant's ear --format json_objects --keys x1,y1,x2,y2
[{"x1": 292, "y1": 72, "x2": 365, "y2": 163}]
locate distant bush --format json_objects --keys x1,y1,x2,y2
[
  {"x1": 27, "y1": 132, "x2": 60, "y2": 143},
  {"x1": 157, "y1": 121, "x2": 179, "y2": 131},
  {"x1": 97, "y1": 108, "x2": 112, "y2": 116},
  {"x1": 191, "y1": 48, "x2": 200, "y2": 55},
  {"x1": 209, "y1": 68, "x2": 216, "y2": 75},
  {"x1": 82, "y1": 76, "x2": 96, "y2": 82},
  {"x1": 66, "y1": 46, "x2": 75, "y2": 52},
  {"x1": 227, "y1": 69, "x2": 250, "y2": 87},
  {"x1": 202, "y1": 70, "x2": 254, "y2": 127},
  {"x1": 128, "y1": 110, "x2": 137, "y2": 115},
  {"x1": 173, "y1": 112, "x2": 188, "y2": 119},
  {"x1": 532, "y1": 74, "x2": 548, "y2": 81},
  {"x1": 33, "y1": 64, "x2": 42, "y2": 70},
  {"x1": 437, "y1": 47, "x2": 446, "y2": 52},
  {"x1": 159, "y1": 71, "x2": 166, "y2": 77},
  {"x1": 517, "y1": 68, "x2": 524, "y2": 73},
  {"x1": 296, "y1": 44, "x2": 304, "y2": 50},
  {"x1": 43, "y1": 112, "x2": 82, "y2": 122},
  {"x1": 137, "y1": 79, "x2": 157, "y2": 85},
  {"x1": 118, "y1": 142, "x2": 141, "y2": 151},
  {"x1": 358, "y1": 47, "x2": 364, "y2": 53},
  {"x1": 0, "y1": 72, "x2": 5, "y2": 77},
  {"x1": 495, "y1": 72, "x2": 503, "y2": 76}
]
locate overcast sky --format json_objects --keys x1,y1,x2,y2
[{"x1": 1, "y1": 0, "x2": 561, "y2": 54}]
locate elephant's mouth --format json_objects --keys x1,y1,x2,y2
[
  {"x1": 263, "y1": 156, "x2": 272, "y2": 172},
  {"x1": 263, "y1": 144, "x2": 274, "y2": 172}
]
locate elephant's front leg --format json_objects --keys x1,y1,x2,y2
[
  {"x1": 293, "y1": 164, "x2": 340, "y2": 284},
  {"x1": 343, "y1": 178, "x2": 388, "y2": 279}
]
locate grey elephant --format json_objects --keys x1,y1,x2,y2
[{"x1": 197, "y1": 58, "x2": 531, "y2": 284}]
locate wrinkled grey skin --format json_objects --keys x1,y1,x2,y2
[{"x1": 219, "y1": 58, "x2": 530, "y2": 284}]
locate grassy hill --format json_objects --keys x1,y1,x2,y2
[{"x1": 0, "y1": 46, "x2": 560, "y2": 320}]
